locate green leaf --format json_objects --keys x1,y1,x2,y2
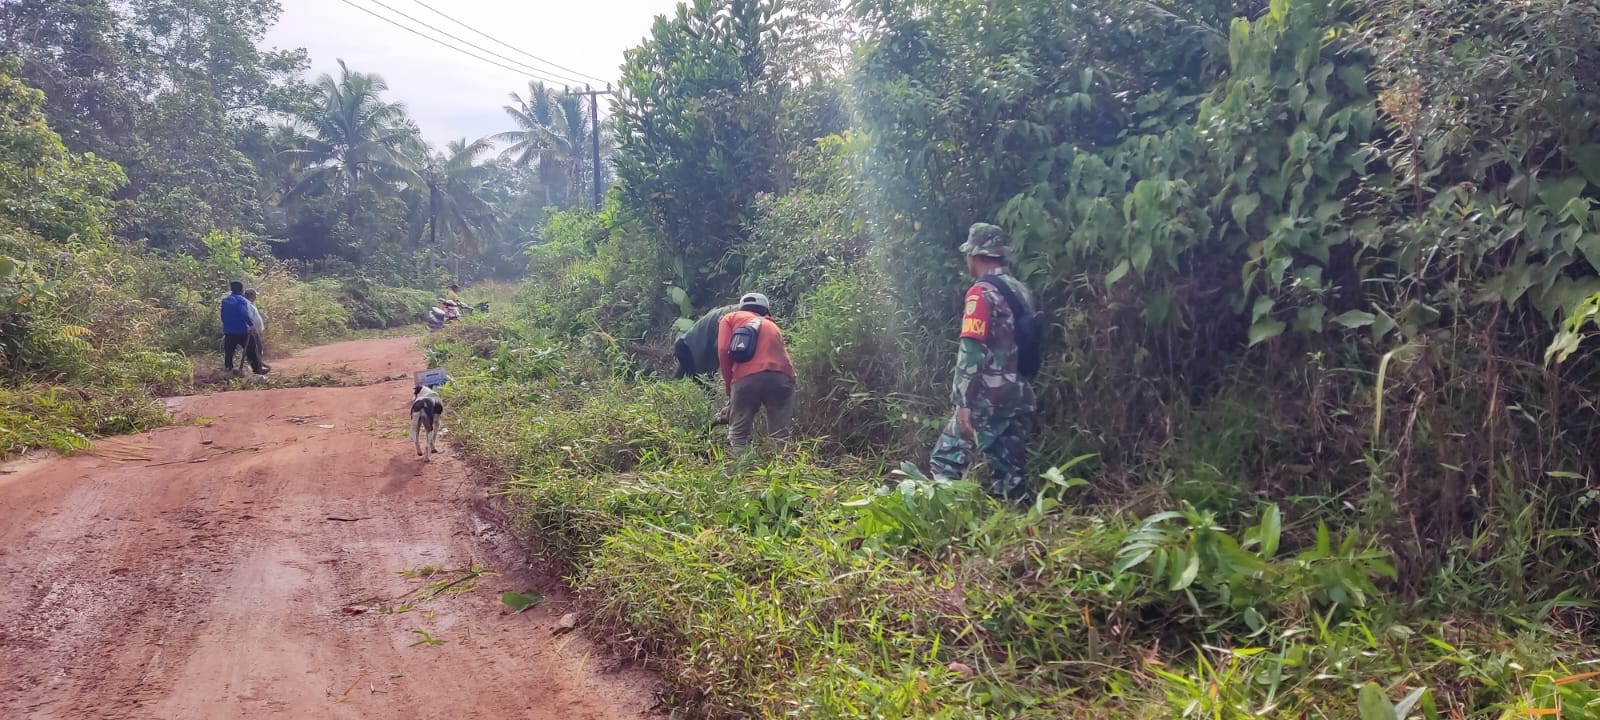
[
  {"x1": 1141, "y1": 511, "x2": 1185, "y2": 526},
  {"x1": 1297, "y1": 305, "x2": 1325, "y2": 333},
  {"x1": 501, "y1": 590, "x2": 544, "y2": 614},
  {"x1": 1232, "y1": 193, "x2": 1261, "y2": 230},
  {"x1": 1243, "y1": 606, "x2": 1265, "y2": 634},
  {"x1": 1054, "y1": 453, "x2": 1098, "y2": 472},
  {"x1": 1577, "y1": 234, "x2": 1600, "y2": 273},
  {"x1": 1171, "y1": 549, "x2": 1199, "y2": 591},
  {"x1": 1105, "y1": 259, "x2": 1131, "y2": 288},
  {"x1": 1562, "y1": 197, "x2": 1591, "y2": 227},
  {"x1": 1294, "y1": 265, "x2": 1324, "y2": 287},
  {"x1": 1573, "y1": 145, "x2": 1600, "y2": 186},
  {"x1": 1249, "y1": 318, "x2": 1286, "y2": 346},
  {"x1": 1546, "y1": 330, "x2": 1582, "y2": 366},
  {"x1": 1332, "y1": 310, "x2": 1376, "y2": 329},
  {"x1": 1115, "y1": 548, "x2": 1153, "y2": 574},
  {"x1": 1393, "y1": 687, "x2": 1428, "y2": 718},
  {"x1": 1260, "y1": 505, "x2": 1281, "y2": 557},
  {"x1": 1131, "y1": 239, "x2": 1153, "y2": 274},
  {"x1": 1357, "y1": 683, "x2": 1394, "y2": 720},
  {"x1": 1144, "y1": 548, "x2": 1165, "y2": 580},
  {"x1": 1539, "y1": 176, "x2": 1588, "y2": 211},
  {"x1": 1268, "y1": 256, "x2": 1293, "y2": 285},
  {"x1": 1371, "y1": 312, "x2": 1397, "y2": 341},
  {"x1": 1252, "y1": 295, "x2": 1275, "y2": 322},
  {"x1": 1507, "y1": 172, "x2": 1538, "y2": 208}
]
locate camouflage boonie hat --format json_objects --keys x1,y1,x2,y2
[{"x1": 959, "y1": 222, "x2": 1009, "y2": 258}]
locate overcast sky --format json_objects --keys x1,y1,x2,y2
[{"x1": 265, "y1": 0, "x2": 678, "y2": 146}]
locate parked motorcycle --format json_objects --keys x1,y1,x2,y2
[
  {"x1": 425, "y1": 299, "x2": 489, "y2": 331},
  {"x1": 425, "y1": 299, "x2": 461, "y2": 331}
]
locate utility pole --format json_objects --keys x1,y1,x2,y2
[{"x1": 568, "y1": 84, "x2": 613, "y2": 210}]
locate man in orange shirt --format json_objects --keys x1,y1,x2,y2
[{"x1": 716, "y1": 292, "x2": 796, "y2": 447}]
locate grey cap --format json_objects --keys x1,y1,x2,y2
[{"x1": 739, "y1": 292, "x2": 771, "y2": 313}]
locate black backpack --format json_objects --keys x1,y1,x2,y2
[
  {"x1": 728, "y1": 316, "x2": 763, "y2": 363},
  {"x1": 981, "y1": 275, "x2": 1042, "y2": 379}
]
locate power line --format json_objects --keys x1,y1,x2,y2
[
  {"x1": 407, "y1": 0, "x2": 610, "y2": 86},
  {"x1": 333, "y1": 0, "x2": 565, "y2": 84},
  {"x1": 358, "y1": 0, "x2": 589, "y2": 85},
  {"x1": 333, "y1": 0, "x2": 583, "y2": 87}
]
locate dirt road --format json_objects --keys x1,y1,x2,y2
[{"x1": 0, "y1": 337, "x2": 656, "y2": 720}]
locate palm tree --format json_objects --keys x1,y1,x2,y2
[
  {"x1": 284, "y1": 60, "x2": 421, "y2": 204},
  {"x1": 492, "y1": 81, "x2": 589, "y2": 207},
  {"x1": 408, "y1": 138, "x2": 500, "y2": 267}
]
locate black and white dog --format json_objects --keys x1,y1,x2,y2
[{"x1": 410, "y1": 385, "x2": 444, "y2": 461}]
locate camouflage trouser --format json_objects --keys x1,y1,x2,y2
[{"x1": 929, "y1": 412, "x2": 1032, "y2": 503}]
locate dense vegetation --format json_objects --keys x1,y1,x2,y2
[
  {"x1": 428, "y1": 0, "x2": 1600, "y2": 716},
  {"x1": 6, "y1": 0, "x2": 1600, "y2": 715},
  {"x1": 0, "y1": 0, "x2": 583, "y2": 456}
]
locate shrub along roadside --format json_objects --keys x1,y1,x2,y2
[
  {"x1": 0, "y1": 58, "x2": 454, "y2": 460},
  {"x1": 0, "y1": 225, "x2": 445, "y2": 459},
  {"x1": 428, "y1": 317, "x2": 1599, "y2": 719}
]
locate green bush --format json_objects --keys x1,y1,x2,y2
[
  {"x1": 738, "y1": 133, "x2": 869, "y2": 313},
  {"x1": 264, "y1": 277, "x2": 351, "y2": 345},
  {"x1": 0, "y1": 383, "x2": 172, "y2": 457},
  {"x1": 337, "y1": 278, "x2": 435, "y2": 329},
  {"x1": 522, "y1": 202, "x2": 668, "y2": 343},
  {"x1": 0, "y1": 60, "x2": 124, "y2": 244},
  {"x1": 0, "y1": 218, "x2": 431, "y2": 457},
  {"x1": 431, "y1": 310, "x2": 1598, "y2": 718}
]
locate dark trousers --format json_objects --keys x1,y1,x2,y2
[
  {"x1": 246, "y1": 333, "x2": 266, "y2": 365},
  {"x1": 224, "y1": 332, "x2": 264, "y2": 372},
  {"x1": 728, "y1": 371, "x2": 794, "y2": 447}
]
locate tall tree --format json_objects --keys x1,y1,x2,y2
[
  {"x1": 493, "y1": 81, "x2": 589, "y2": 208},
  {"x1": 612, "y1": 0, "x2": 786, "y2": 305},
  {"x1": 0, "y1": 60, "x2": 125, "y2": 243},
  {"x1": 117, "y1": 88, "x2": 267, "y2": 247},
  {"x1": 0, "y1": 0, "x2": 134, "y2": 156},
  {"x1": 121, "y1": 0, "x2": 308, "y2": 116},
  {"x1": 285, "y1": 60, "x2": 419, "y2": 201},
  {"x1": 1, "y1": 0, "x2": 309, "y2": 251},
  {"x1": 409, "y1": 137, "x2": 499, "y2": 264}
]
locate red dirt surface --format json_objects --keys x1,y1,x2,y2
[{"x1": 0, "y1": 337, "x2": 657, "y2": 719}]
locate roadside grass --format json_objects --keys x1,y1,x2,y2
[
  {"x1": 0, "y1": 383, "x2": 172, "y2": 457},
  {"x1": 428, "y1": 322, "x2": 1600, "y2": 719},
  {"x1": 2, "y1": 217, "x2": 450, "y2": 461},
  {"x1": 4, "y1": 357, "x2": 363, "y2": 461}
]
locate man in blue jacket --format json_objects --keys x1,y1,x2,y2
[{"x1": 220, "y1": 281, "x2": 266, "y2": 375}]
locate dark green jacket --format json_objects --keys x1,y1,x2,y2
[{"x1": 679, "y1": 305, "x2": 737, "y2": 374}]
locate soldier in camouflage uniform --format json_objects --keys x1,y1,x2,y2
[{"x1": 929, "y1": 222, "x2": 1037, "y2": 504}]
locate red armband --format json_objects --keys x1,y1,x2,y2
[{"x1": 959, "y1": 286, "x2": 989, "y2": 341}]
